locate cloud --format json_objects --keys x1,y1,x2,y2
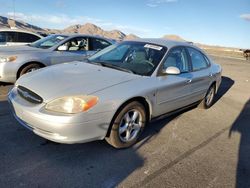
[
  {"x1": 240, "y1": 14, "x2": 250, "y2": 21},
  {"x1": 146, "y1": 0, "x2": 178, "y2": 7},
  {"x1": 5, "y1": 12, "x2": 151, "y2": 36},
  {"x1": 6, "y1": 12, "x2": 101, "y2": 26}
]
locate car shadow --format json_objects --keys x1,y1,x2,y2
[
  {"x1": 213, "y1": 76, "x2": 234, "y2": 105},
  {"x1": 229, "y1": 99, "x2": 250, "y2": 188},
  {"x1": 0, "y1": 96, "x2": 195, "y2": 187},
  {"x1": 0, "y1": 82, "x2": 12, "y2": 86}
]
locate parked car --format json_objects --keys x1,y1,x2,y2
[
  {"x1": 0, "y1": 29, "x2": 42, "y2": 47},
  {"x1": 8, "y1": 38, "x2": 222, "y2": 148},
  {"x1": 0, "y1": 34, "x2": 114, "y2": 83}
]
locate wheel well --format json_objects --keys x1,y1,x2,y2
[
  {"x1": 105, "y1": 97, "x2": 151, "y2": 138},
  {"x1": 17, "y1": 62, "x2": 45, "y2": 79}
]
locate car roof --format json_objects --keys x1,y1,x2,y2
[
  {"x1": 126, "y1": 38, "x2": 201, "y2": 50},
  {"x1": 0, "y1": 28, "x2": 42, "y2": 38},
  {"x1": 56, "y1": 33, "x2": 116, "y2": 43}
]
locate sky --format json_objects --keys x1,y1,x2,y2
[{"x1": 0, "y1": 0, "x2": 249, "y2": 48}]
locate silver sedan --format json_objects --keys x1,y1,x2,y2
[
  {"x1": 0, "y1": 34, "x2": 114, "y2": 83},
  {"x1": 8, "y1": 38, "x2": 222, "y2": 148}
]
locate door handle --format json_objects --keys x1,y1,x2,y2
[{"x1": 186, "y1": 79, "x2": 192, "y2": 83}]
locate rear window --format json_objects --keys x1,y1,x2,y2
[
  {"x1": 89, "y1": 38, "x2": 111, "y2": 51},
  {"x1": 187, "y1": 47, "x2": 209, "y2": 71},
  {"x1": 0, "y1": 32, "x2": 6, "y2": 42},
  {"x1": 16, "y1": 32, "x2": 40, "y2": 43},
  {"x1": 0, "y1": 31, "x2": 17, "y2": 43},
  {"x1": 0, "y1": 31, "x2": 40, "y2": 43}
]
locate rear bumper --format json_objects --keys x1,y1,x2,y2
[{"x1": 8, "y1": 87, "x2": 114, "y2": 144}]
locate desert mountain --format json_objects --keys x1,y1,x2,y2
[
  {"x1": 0, "y1": 15, "x2": 46, "y2": 33},
  {"x1": 0, "y1": 15, "x2": 242, "y2": 54},
  {"x1": 0, "y1": 16, "x2": 138, "y2": 40},
  {"x1": 63, "y1": 23, "x2": 128, "y2": 40}
]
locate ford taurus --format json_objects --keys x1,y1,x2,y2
[{"x1": 8, "y1": 38, "x2": 222, "y2": 148}]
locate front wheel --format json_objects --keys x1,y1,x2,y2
[
  {"x1": 105, "y1": 101, "x2": 146, "y2": 148},
  {"x1": 19, "y1": 63, "x2": 42, "y2": 78},
  {"x1": 199, "y1": 84, "x2": 216, "y2": 109}
]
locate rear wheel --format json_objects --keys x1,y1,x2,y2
[
  {"x1": 105, "y1": 101, "x2": 146, "y2": 148},
  {"x1": 199, "y1": 84, "x2": 216, "y2": 109},
  {"x1": 19, "y1": 63, "x2": 42, "y2": 78}
]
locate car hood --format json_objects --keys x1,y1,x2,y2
[
  {"x1": 16, "y1": 62, "x2": 139, "y2": 102},
  {"x1": 0, "y1": 45, "x2": 47, "y2": 55}
]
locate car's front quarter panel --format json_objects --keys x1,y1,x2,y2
[
  {"x1": 0, "y1": 52, "x2": 48, "y2": 83},
  {"x1": 0, "y1": 55, "x2": 26, "y2": 83},
  {"x1": 91, "y1": 76, "x2": 158, "y2": 120},
  {"x1": 8, "y1": 86, "x2": 115, "y2": 143}
]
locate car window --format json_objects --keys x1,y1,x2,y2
[
  {"x1": 89, "y1": 38, "x2": 111, "y2": 51},
  {"x1": 2, "y1": 31, "x2": 18, "y2": 43},
  {"x1": 163, "y1": 47, "x2": 189, "y2": 73},
  {"x1": 16, "y1": 32, "x2": 40, "y2": 43},
  {"x1": 60, "y1": 37, "x2": 88, "y2": 51},
  {"x1": 29, "y1": 35, "x2": 68, "y2": 49},
  {"x1": 203, "y1": 54, "x2": 211, "y2": 66},
  {"x1": 187, "y1": 47, "x2": 208, "y2": 71},
  {"x1": 0, "y1": 32, "x2": 6, "y2": 42}
]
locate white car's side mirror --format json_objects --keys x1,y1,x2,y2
[
  {"x1": 163, "y1": 66, "x2": 181, "y2": 75},
  {"x1": 57, "y1": 45, "x2": 68, "y2": 51}
]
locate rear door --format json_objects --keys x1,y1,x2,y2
[
  {"x1": 186, "y1": 47, "x2": 212, "y2": 103},
  {"x1": 154, "y1": 46, "x2": 193, "y2": 115}
]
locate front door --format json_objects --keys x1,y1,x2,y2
[
  {"x1": 154, "y1": 47, "x2": 193, "y2": 116},
  {"x1": 49, "y1": 37, "x2": 89, "y2": 65}
]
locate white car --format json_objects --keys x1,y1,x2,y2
[{"x1": 0, "y1": 29, "x2": 42, "y2": 47}]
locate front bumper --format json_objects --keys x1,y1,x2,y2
[
  {"x1": 0, "y1": 62, "x2": 18, "y2": 83},
  {"x1": 8, "y1": 87, "x2": 114, "y2": 144}
]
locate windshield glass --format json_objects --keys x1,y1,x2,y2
[
  {"x1": 29, "y1": 34, "x2": 68, "y2": 49},
  {"x1": 88, "y1": 41, "x2": 167, "y2": 76}
]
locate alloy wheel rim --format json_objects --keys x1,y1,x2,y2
[
  {"x1": 205, "y1": 87, "x2": 214, "y2": 106},
  {"x1": 27, "y1": 68, "x2": 38, "y2": 73},
  {"x1": 118, "y1": 109, "x2": 142, "y2": 143}
]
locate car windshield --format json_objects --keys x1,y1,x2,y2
[
  {"x1": 29, "y1": 34, "x2": 68, "y2": 49},
  {"x1": 88, "y1": 41, "x2": 167, "y2": 76}
]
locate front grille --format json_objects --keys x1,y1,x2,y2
[{"x1": 17, "y1": 86, "x2": 43, "y2": 104}]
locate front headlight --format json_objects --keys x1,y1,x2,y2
[
  {"x1": 45, "y1": 95, "x2": 98, "y2": 114},
  {"x1": 0, "y1": 56, "x2": 17, "y2": 63}
]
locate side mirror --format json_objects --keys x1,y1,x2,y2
[
  {"x1": 57, "y1": 45, "x2": 68, "y2": 51},
  {"x1": 163, "y1": 66, "x2": 181, "y2": 75}
]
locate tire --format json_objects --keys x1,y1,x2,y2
[
  {"x1": 105, "y1": 101, "x2": 146, "y2": 149},
  {"x1": 19, "y1": 63, "x2": 42, "y2": 78},
  {"x1": 199, "y1": 84, "x2": 216, "y2": 109}
]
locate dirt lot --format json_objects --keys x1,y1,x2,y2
[{"x1": 0, "y1": 55, "x2": 249, "y2": 188}]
